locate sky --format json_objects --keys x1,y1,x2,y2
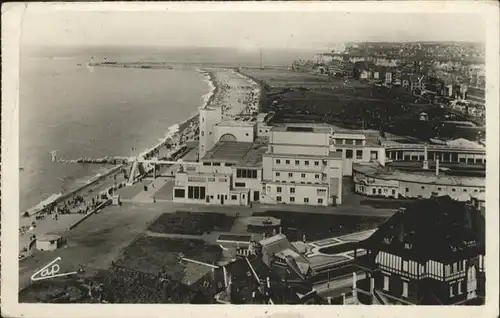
[{"x1": 20, "y1": 5, "x2": 486, "y2": 50}]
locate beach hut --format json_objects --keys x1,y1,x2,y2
[{"x1": 36, "y1": 234, "x2": 63, "y2": 251}]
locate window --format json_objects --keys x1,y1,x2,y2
[
  {"x1": 275, "y1": 172, "x2": 280, "y2": 177},
  {"x1": 345, "y1": 139, "x2": 353, "y2": 145},
  {"x1": 403, "y1": 260, "x2": 409, "y2": 272},
  {"x1": 277, "y1": 196, "x2": 282, "y2": 202},
  {"x1": 346, "y1": 149, "x2": 353, "y2": 159},
  {"x1": 371, "y1": 151, "x2": 379, "y2": 160},
  {"x1": 463, "y1": 189, "x2": 467, "y2": 192},
  {"x1": 203, "y1": 162, "x2": 211, "y2": 166},
  {"x1": 378, "y1": 189, "x2": 382, "y2": 195},
  {"x1": 276, "y1": 159, "x2": 281, "y2": 164},
  {"x1": 438, "y1": 187, "x2": 442, "y2": 191},
  {"x1": 304, "y1": 197, "x2": 309, "y2": 203},
  {"x1": 286, "y1": 160, "x2": 290, "y2": 164},
  {"x1": 314, "y1": 161, "x2": 319, "y2": 166},
  {"x1": 290, "y1": 187, "x2": 295, "y2": 194},
  {"x1": 231, "y1": 195, "x2": 237, "y2": 200},
  {"x1": 318, "y1": 198, "x2": 323, "y2": 204},
  {"x1": 288, "y1": 172, "x2": 293, "y2": 178},
  {"x1": 317, "y1": 189, "x2": 326, "y2": 195},
  {"x1": 235, "y1": 182, "x2": 246, "y2": 187},
  {"x1": 290, "y1": 197, "x2": 295, "y2": 202},
  {"x1": 237, "y1": 169, "x2": 257, "y2": 179},
  {"x1": 295, "y1": 160, "x2": 300, "y2": 165},
  {"x1": 187, "y1": 186, "x2": 206, "y2": 200},
  {"x1": 356, "y1": 150, "x2": 363, "y2": 159},
  {"x1": 402, "y1": 281, "x2": 408, "y2": 298},
  {"x1": 452, "y1": 188, "x2": 456, "y2": 192},
  {"x1": 174, "y1": 189, "x2": 185, "y2": 198},
  {"x1": 421, "y1": 186, "x2": 425, "y2": 190},
  {"x1": 305, "y1": 161, "x2": 310, "y2": 166},
  {"x1": 383, "y1": 276, "x2": 389, "y2": 291},
  {"x1": 277, "y1": 187, "x2": 282, "y2": 193},
  {"x1": 315, "y1": 174, "x2": 320, "y2": 179},
  {"x1": 301, "y1": 173, "x2": 306, "y2": 178},
  {"x1": 373, "y1": 188, "x2": 376, "y2": 194},
  {"x1": 213, "y1": 162, "x2": 221, "y2": 166},
  {"x1": 405, "y1": 188, "x2": 409, "y2": 192},
  {"x1": 392, "y1": 189, "x2": 396, "y2": 196}
]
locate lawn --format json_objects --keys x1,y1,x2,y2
[
  {"x1": 115, "y1": 236, "x2": 222, "y2": 279},
  {"x1": 93, "y1": 235, "x2": 224, "y2": 303},
  {"x1": 147, "y1": 211, "x2": 235, "y2": 235},
  {"x1": 252, "y1": 210, "x2": 388, "y2": 242}
]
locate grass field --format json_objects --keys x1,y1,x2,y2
[
  {"x1": 147, "y1": 211, "x2": 236, "y2": 235},
  {"x1": 115, "y1": 236, "x2": 222, "y2": 278}
]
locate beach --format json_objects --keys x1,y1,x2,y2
[{"x1": 18, "y1": 62, "x2": 261, "y2": 256}]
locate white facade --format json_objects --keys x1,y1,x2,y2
[
  {"x1": 199, "y1": 107, "x2": 223, "y2": 159},
  {"x1": 173, "y1": 170, "x2": 250, "y2": 206},
  {"x1": 214, "y1": 120, "x2": 256, "y2": 143},
  {"x1": 261, "y1": 125, "x2": 343, "y2": 206},
  {"x1": 353, "y1": 165, "x2": 485, "y2": 201},
  {"x1": 173, "y1": 140, "x2": 267, "y2": 206},
  {"x1": 330, "y1": 132, "x2": 386, "y2": 176}
]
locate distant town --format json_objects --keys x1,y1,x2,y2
[{"x1": 19, "y1": 41, "x2": 485, "y2": 306}]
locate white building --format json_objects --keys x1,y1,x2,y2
[
  {"x1": 261, "y1": 124, "x2": 343, "y2": 206},
  {"x1": 329, "y1": 131, "x2": 386, "y2": 176},
  {"x1": 352, "y1": 162, "x2": 485, "y2": 201},
  {"x1": 199, "y1": 107, "x2": 223, "y2": 159},
  {"x1": 256, "y1": 112, "x2": 274, "y2": 138},
  {"x1": 215, "y1": 118, "x2": 257, "y2": 143},
  {"x1": 172, "y1": 140, "x2": 268, "y2": 206}
]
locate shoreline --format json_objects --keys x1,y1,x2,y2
[{"x1": 22, "y1": 64, "x2": 218, "y2": 217}]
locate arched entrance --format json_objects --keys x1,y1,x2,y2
[{"x1": 219, "y1": 133, "x2": 237, "y2": 142}]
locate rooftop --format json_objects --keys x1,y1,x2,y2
[
  {"x1": 353, "y1": 162, "x2": 485, "y2": 187},
  {"x1": 201, "y1": 140, "x2": 268, "y2": 167},
  {"x1": 272, "y1": 123, "x2": 331, "y2": 135},
  {"x1": 360, "y1": 196, "x2": 485, "y2": 262},
  {"x1": 37, "y1": 234, "x2": 62, "y2": 241},
  {"x1": 216, "y1": 117, "x2": 257, "y2": 127}
]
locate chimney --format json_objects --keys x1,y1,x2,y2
[{"x1": 436, "y1": 159, "x2": 440, "y2": 176}]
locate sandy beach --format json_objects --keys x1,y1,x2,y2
[{"x1": 17, "y1": 64, "x2": 261, "y2": 258}]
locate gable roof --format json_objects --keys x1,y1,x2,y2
[{"x1": 360, "y1": 196, "x2": 485, "y2": 262}]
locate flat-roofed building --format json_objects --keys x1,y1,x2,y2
[
  {"x1": 172, "y1": 139, "x2": 268, "y2": 206},
  {"x1": 261, "y1": 124, "x2": 343, "y2": 206},
  {"x1": 352, "y1": 162, "x2": 485, "y2": 201},
  {"x1": 383, "y1": 139, "x2": 486, "y2": 166},
  {"x1": 214, "y1": 117, "x2": 257, "y2": 143},
  {"x1": 330, "y1": 130, "x2": 386, "y2": 176}
]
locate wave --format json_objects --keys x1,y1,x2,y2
[{"x1": 23, "y1": 67, "x2": 213, "y2": 216}]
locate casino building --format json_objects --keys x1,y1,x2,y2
[
  {"x1": 173, "y1": 119, "x2": 343, "y2": 207},
  {"x1": 348, "y1": 196, "x2": 485, "y2": 305}
]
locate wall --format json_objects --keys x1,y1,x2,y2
[
  {"x1": 331, "y1": 146, "x2": 385, "y2": 176},
  {"x1": 257, "y1": 123, "x2": 273, "y2": 138},
  {"x1": 261, "y1": 182, "x2": 330, "y2": 206},
  {"x1": 353, "y1": 171, "x2": 485, "y2": 201},
  {"x1": 199, "y1": 108, "x2": 222, "y2": 159},
  {"x1": 215, "y1": 124, "x2": 255, "y2": 143},
  {"x1": 270, "y1": 130, "x2": 330, "y2": 149}
]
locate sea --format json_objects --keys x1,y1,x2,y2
[{"x1": 19, "y1": 45, "x2": 319, "y2": 212}]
